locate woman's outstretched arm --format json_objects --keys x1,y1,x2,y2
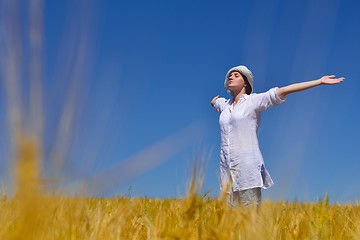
[{"x1": 277, "y1": 75, "x2": 345, "y2": 99}]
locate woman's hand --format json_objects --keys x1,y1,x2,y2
[
  {"x1": 211, "y1": 95, "x2": 220, "y2": 106},
  {"x1": 320, "y1": 75, "x2": 345, "y2": 85}
]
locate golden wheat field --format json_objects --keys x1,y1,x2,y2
[
  {"x1": 0, "y1": 138, "x2": 357, "y2": 239},
  {"x1": 0, "y1": 137, "x2": 359, "y2": 239},
  {"x1": 1, "y1": 192, "x2": 360, "y2": 239}
]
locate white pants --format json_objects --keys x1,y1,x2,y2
[{"x1": 228, "y1": 187, "x2": 262, "y2": 207}]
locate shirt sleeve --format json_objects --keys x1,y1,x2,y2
[
  {"x1": 251, "y1": 87, "x2": 286, "y2": 112},
  {"x1": 212, "y1": 97, "x2": 227, "y2": 113}
]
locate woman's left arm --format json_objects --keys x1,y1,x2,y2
[{"x1": 277, "y1": 75, "x2": 345, "y2": 99}]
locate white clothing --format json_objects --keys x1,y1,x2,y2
[
  {"x1": 231, "y1": 188, "x2": 262, "y2": 207},
  {"x1": 213, "y1": 87, "x2": 285, "y2": 192}
]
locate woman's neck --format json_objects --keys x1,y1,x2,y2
[{"x1": 232, "y1": 88, "x2": 247, "y2": 104}]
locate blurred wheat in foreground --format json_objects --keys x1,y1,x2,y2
[
  {"x1": 1, "y1": 185, "x2": 360, "y2": 239},
  {"x1": 3, "y1": 138, "x2": 360, "y2": 239}
]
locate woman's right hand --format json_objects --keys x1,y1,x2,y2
[{"x1": 211, "y1": 95, "x2": 220, "y2": 106}]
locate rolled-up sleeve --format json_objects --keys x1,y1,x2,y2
[
  {"x1": 213, "y1": 97, "x2": 226, "y2": 113},
  {"x1": 251, "y1": 87, "x2": 286, "y2": 112}
]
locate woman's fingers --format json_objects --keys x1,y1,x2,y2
[{"x1": 321, "y1": 75, "x2": 345, "y2": 84}]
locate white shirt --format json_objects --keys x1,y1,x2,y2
[{"x1": 213, "y1": 87, "x2": 285, "y2": 192}]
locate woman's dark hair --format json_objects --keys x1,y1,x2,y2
[{"x1": 240, "y1": 73, "x2": 252, "y2": 94}]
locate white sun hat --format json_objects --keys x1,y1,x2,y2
[{"x1": 224, "y1": 65, "x2": 254, "y2": 96}]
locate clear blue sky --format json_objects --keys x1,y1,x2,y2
[{"x1": 1, "y1": 0, "x2": 360, "y2": 203}]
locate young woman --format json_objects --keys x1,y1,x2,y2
[{"x1": 211, "y1": 65, "x2": 344, "y2": 207}]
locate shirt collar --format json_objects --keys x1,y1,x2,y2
[
  {"x1": 229, "y1": 94, "x2": 249, "y2": 105},
  {"x1": 240, "y1": 94, "x2": 249, "y2": 100}
]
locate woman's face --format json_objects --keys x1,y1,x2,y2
[{"x1": 227, "y1": 70, "x2": 246, "y2": 93}]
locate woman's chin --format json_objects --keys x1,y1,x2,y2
[{"x1": 228, "y1": 87, "x2": 238, "y2": 92}]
